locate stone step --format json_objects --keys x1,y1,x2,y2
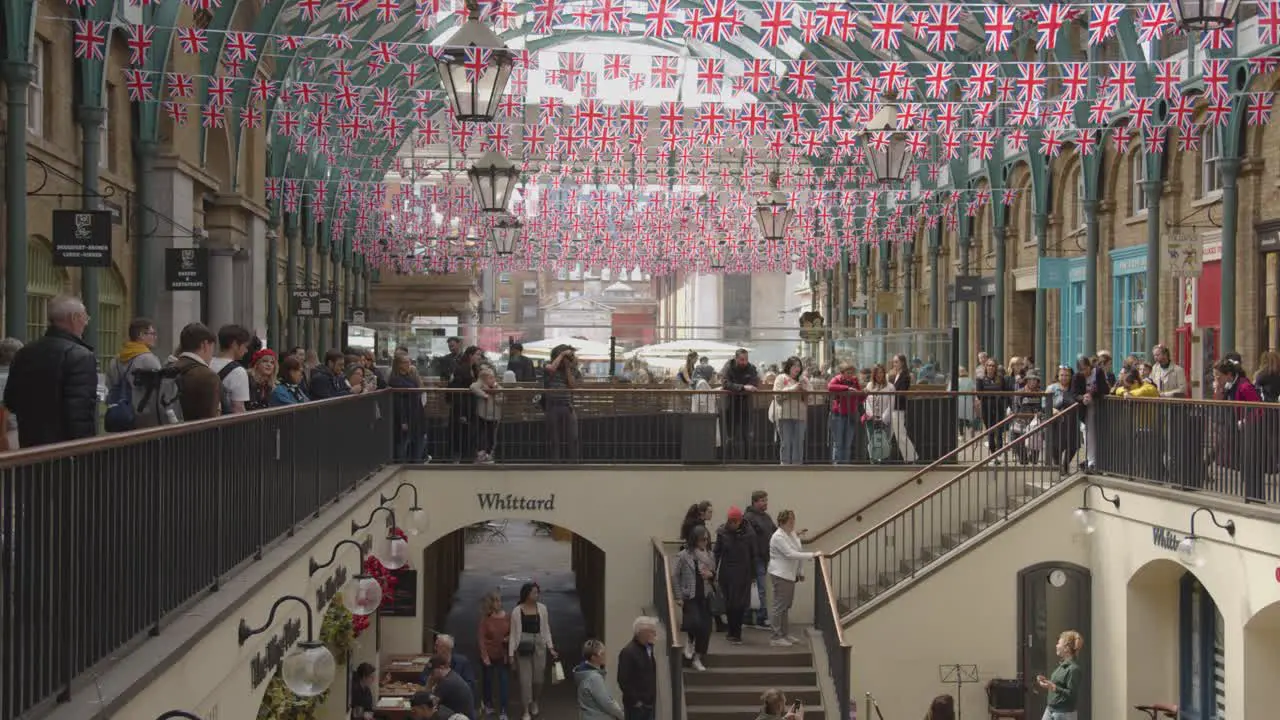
[
  {"x1": 683, "y1": 667, "x2": 817, "y2": 687},
  {"x1": 686, "y1": 685, "x2": 823, "y2": 706},
  {"x1": 962, "y1": 518, "x2": 994, "y2": 536},
  {"x1": 688, "y1": 705, "x2": 825, "y2": 720},
  {"x1": 982, "y1": 506, "x2": 1008, "y2": 524},
  {"x1": 698, "y1": 651, "x2": 813, "y2": 668}
]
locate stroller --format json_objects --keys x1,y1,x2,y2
[{"x1": 1007, "y1": 404, "x2": 1046, "y2": 465}]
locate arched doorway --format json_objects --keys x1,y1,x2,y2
[
  {"x1": 1243, "y1": 599, "x2": 1280, "y2": 718},
  {"x1": 1017, "y1": 562, "x2": 1091, "y2": 720},
  {"x1": 24, "y1": 236, "x2": 68, "y2": 341},
  {"x1": 417, "y1": 519, "x2": 606, "y2": 719}
]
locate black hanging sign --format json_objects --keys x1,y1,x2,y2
[
  {"x1": 164, "y1": 248, "x2": 209, "y2": 291},
  {"x1": 51, "y1": 210, "x2": 112, "y2": 267},
  {"x1": 952, "y1": 275, "x2": 983, "y2": 302},
  {"x1": 377, "y1": 568, "x2": 418, "y2": 617},
  {"x1": 292, "y1": 290, "x2": 335, "y2": 318},
  {"x1": 350, "y1": 307, "x2": 368, "y2": 324}
]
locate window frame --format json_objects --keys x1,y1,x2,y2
[
  {"x1": 1131, "y1": 152, "x2": 1148, "y2": 215},
  {"x1": 1112, "y1": 271, "x2": 1148, "y2": 360},
  {"x1": 28, "y1": 38, "x2": 46, "y2": 137},
  {"x1": 1200, "y1": 124, "x2": 1223, "y2": 197},
  {"x1": 100, "y1": 82, "x2": 112, "y2": 169},
  {"x1": 498, "y1": 297, "x2": 511, "y2": 314}
]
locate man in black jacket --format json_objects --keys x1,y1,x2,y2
[
  {"x1": 616, "y1": 617, "x2": 658, "y2": 720},
  {"x1": 742, "y1": 490, "x2": 777, "y2": 628},
  {"x1": 505, "y1": 342, "x2": 536, "y2": 381},
  {"x1": 308, "y1": 350, "x2": 349, "y2": 399},
  {"x1": 3, "y1": 295, "x2": 99, "y2": 447},
  {"x1": 719, "y1": 349, "x2": 760, "y2": 460}
]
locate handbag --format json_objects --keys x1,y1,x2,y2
[
  {"x1": 516, "y1": 640, "x2": 535, "y2": 656},
  {"x1": 550, "y1": 660, "x2": 565, "y2": 684}
]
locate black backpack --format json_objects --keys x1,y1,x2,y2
[
  {"x1": 217, "y1": 362, "x2": 241, "y2": 415},
  {"x1": 103, "y1": 358, "x2": 140, "y2": 432}
]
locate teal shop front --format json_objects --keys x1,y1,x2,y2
[
  {"x1": 1111, "y1": 246, "x2": 1148, "y2": 361},
  {"x1": 1037, "y1": 257, "x2": 1086, "y2": 367}
]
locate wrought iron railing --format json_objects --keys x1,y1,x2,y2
[
  {"x1": 813, "y1": 557, "x2": 851, "y2": 720},
  {"x1": 1093, "y1": 395, "x2": 1280, "y2": 504},
  {"x1": 651, "y1": 537, "x2": 685, "y2": 720},
  {"x1": 826, "y1": 405, "x2": 1081, "y2": 620},
  {"x1": 0, "y1": 393, "x2": 392, "y2": 720}
]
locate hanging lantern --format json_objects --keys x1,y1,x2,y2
[
  {"x1": 864, "y1": 100, "x2": 911, "y2": 186},
  {"x1": 433, "y1": 7, "x2": 516, "y2": 122},
  {"x1": 491, "y1": 217, "x2": 523, "y2": 255},
  {"x1": 1170, "y1": 0, "x2": 1242, "y2": 30},
  {"x1": 754, "y1": 190, "x2": 793, "y2": 242},
  {"x1": 468, "y1": 151, "x2": 521, "y2": 213}
]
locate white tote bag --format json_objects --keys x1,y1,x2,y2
[{"x1": 550, "y1": 659, "x2": 566, "y2": 684}]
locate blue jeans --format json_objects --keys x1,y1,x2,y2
[
  {"x1": 830, "y1": 414, "x2": 854, "y2": 463},
  {"x1": 754, "y1": 559, "x2": 769, "y2": 624},
  {"x1": 396, "y1": 430, "x2": 424, "y2": 462},
  {"x1": 483, "y1": 662, "x2": 510, "y2": 712},
  {"x1": 777, "y1": 419, "x2": 806, "y2": 465}
]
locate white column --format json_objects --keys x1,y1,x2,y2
[
  {"x1": 207, "y1": 248, "x2": 237, "y2": 331},
  {"x1": 145, "y1": 166, "x2": 199, "y2": 354},
  {"x1": 692, "y1": 273, "x2": 722, "y2": 340},
  {"x1": 240, "y1": 214, "x2": 268, "y2": 336}
]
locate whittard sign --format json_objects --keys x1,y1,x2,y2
[{"x1": 477, "y1": 493, "x2": 557, "y2": 511}]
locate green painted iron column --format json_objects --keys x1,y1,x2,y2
[
  {"x1": 857, "y1": 245, "x2": 869, "y2": 329},
  {"x1": 317, "y1": 232, "x2": 330, "y2": 352},
  {"x1": 1144, "y1": 179, "x2": 1163, "y2": 351},
  {"x1": 1219, "y1": 157, "x2": 1241, "y2": 354},
  {"x1": 301, "y1": 208, "x2": 315, "y2": 352},
  {"x1": 903, "y1": 243, "x2": 914, "y2": 327},
  {"x1": 928, "y1": 227, "x2": 941, "y2": 328},
  {"x1": 4, "y1": 61, "x2": 33, "y2": 339},
  {"x1": 134, "y1": 140, "x2": 159, "y2": 318},
  {"x1": 1083, "y1": 199, "x2": 1100, "y2": 354},
  {"x1": 78, "y1": 104, "x2": 106, "y2": 355},
  {"x1": 284, "y1": 212, "x2": 299, "y2": 349},
  {"x1": 877, "y1": 238, "x2": 890, "y2": 329},
  {"x1": 993, "y1": 225, "x2": 1007, "y2": 359},
  {"x1": 957, "y1": 220, "x2": 972, "y2": 359},
  {"x1": 1034, "y1": 213, "x2": 1048, "y2": 369},
  {"x1": 266, "y1": 224, "x2": 279, "y2": 349}
]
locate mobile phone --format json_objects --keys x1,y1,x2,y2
[{"x1": 792, "y1": 700, "x2": 803, "y2": 712}]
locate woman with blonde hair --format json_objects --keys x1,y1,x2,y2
[
  {"x1": 478, "y1": 590, "x2": 512, "y2": 719},
  {"x1": 1036, "y1": 630, "x2": 1084, "y2": 720},
  {"x1": 756, "y1": 688, "x2": 802, "y2": 720}
]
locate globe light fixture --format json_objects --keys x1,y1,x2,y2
[
  {"x1": 351, "y1": 506, "x2": 412, "y2": 570},
  {"x1": 1074, "y1": 483, "x2": 1120, "y2": 535},
  {"x1": 237, "y1": 595, "x2": 337, "y2": 697},
  {"x1": 469, "y1": 151, "x2": 521, "y2": 213},
  {"x1": 379, "y1": 482, "x2": 428, "y2": 536},
  {"x1": 1170, "y1": 0, "x2": 1242, "y2": 30},
  {"x1": 492, "y1": 217, "x2": 524, "y2": 256},
  {"x1": 309, "y1": 538, "x2": 384, "y2": 616},
  {"x1": 433, "y1": 0, "x2": 515, "y2": 122},
  {"x1": 863, "y1": 97, "x2": 911, "y2": 186},
  {"x1": 1177, "y1": 507, "x2": 1237, "y2": 568}
]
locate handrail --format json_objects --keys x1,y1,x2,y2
[
  {"x1": 0, "y1": 390, "x2": 385, "y2": 467},
  {"x1": 828, "y1": 404, "x2": 1081, "y2": 556},
  {"x1": 818, "y1": 557, "x2": 848, "y2": 648},
  {"x1": 814, "y1": 556, "x2": 851, "y2": 720},
  {"x1": 651, "y1": 537, "x2": 684, "y2": 649},
  {"x1": 806, "y1": 412, "x2": 1028, "y2": 544}
]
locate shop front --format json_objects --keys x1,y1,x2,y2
[
  {"x1": 1174, "y1": 234, "x2": 1222, "y2": 397},
  {"x1": 1109, "y1": 246, "x2": 1148, "y2": 360}
]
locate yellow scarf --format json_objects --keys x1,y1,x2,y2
[{"x1": 118, "y1": 341, "x2": 151, "y2": 362}]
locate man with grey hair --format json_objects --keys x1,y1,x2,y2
[
  {"x1": 3, "y1": 295, "x2": 99, "y2": 447},
  {"x1": 616, "y1": 617, "x2": 658, "y2": 720}
]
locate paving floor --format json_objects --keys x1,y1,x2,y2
[{"x1": 442, "y1": 520, "x2": 583, "y2": 720}]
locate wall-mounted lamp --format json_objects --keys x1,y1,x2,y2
[
  {"x1": 309, "y1": 539, "x2": 383, "y2": 616},
  {"x1": 1177, "y1": 507, "x2": 1236, "y2": 568},
  {"x1": 351, "y1": 506, "x2": 410, "y2": 570},
  {"x1": 1073, "y1": 483, "x2": 1121, "y2": 534},
  {"x1": 155, "y1": 712, "x2": 205, "y2": 720},
  {"x1": 380, "y1": 482, "x2": 427, "y2": 536},
  {"x1": 237, "y1": 595, "x2": 336, "y2": 697}
]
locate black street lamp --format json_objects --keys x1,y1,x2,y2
[
  {"x1": 309, "y1": 539, "x2": 384, "y2": 616},
  {"x1": 434, "y1": 0, "x2": 516, "y2": 122},
  {"x1": 469, "y1": 152, "x2": 521, "y2": 213},
  {"x1": 491, "y1": 217, "x2": 523, "y2": 255},
  {"x1": 351, "y1": 506, "x2": 410, "y2": 570},
  {"x1": 1170, "y1": 0, "x2": 1242, "y2": 30},
  {"x1": 237, "y1": 595, "x2": 336, "y2": 697},
  {"x1": 864, "y1": 99, "x2": 911, "y2": 186},
  {"x1": 754, "y1": 172, "x2": 793, "y2": 242}
]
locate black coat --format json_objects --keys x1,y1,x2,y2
[
  {"x1": 616, "y1": 638, "x2": 657, "y2": 708},
  {"x1": 742, "y1": 506, "x2": 775, "y2": 560},
  {"x1": 308, "y1": 366, "x2": 348, "y2": 399},
  {"x1": 507, "y1": 355, "x2": 536, "y2": 382},
  {"x1": 3, "y1": 327, "x2": 99, "y2": 447},
  {"x1": 714, "y1": 522, "x2": 756, "y2": 610}
]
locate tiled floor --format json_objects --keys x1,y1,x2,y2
[{"x1": 442, "y1": 521, "x2": 583, "y2": 719}]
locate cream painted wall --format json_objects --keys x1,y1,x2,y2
[
  {"x1": 377, "y1": 466, "x2": 959, "y2": 663},
  {"x1": 843, "y1": 488, "x2": 1087, "y2": 720},
  {"x1": 1086, "y1": 479, "x2": 1280, "y2": 720}
]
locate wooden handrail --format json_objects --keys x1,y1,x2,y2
[
  {"x1": 651, "y1": 537, "x2": 684, "y2": 649},
  {"x1": 818, "y1": 556, "x2": 851, "y2": 647},
  {"x1": 806, "y1": 412, "x2": 1028, "y2": 544},
  {"x1": 827, "y1": 404, "x2": 1082, "y2": 557},
  {"x1": 0, "y1": 390, "x2": 386, "y2": 468}
]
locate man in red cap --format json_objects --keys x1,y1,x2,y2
[{"x1": 714, "y1": 505, "x2": 758, "y2": 644}]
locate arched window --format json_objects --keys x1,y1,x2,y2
[
  {"x1": 25, "y1": 237, "x2": 68, "y2": 341},
  {"x1": 98, "y1": 268, "x2": 127, "y2": 366},
  {"x1": 1131, "y1": 152, "x2": 1149, "y2": 215}
]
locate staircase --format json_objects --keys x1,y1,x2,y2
[
  {"x1": 829, "y1": 408, "x2": 1081, "y2": 617},
  {"x1": 684, "y1": 638, "x2": 823, "y2": 720}
]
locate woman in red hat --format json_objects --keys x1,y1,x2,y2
[{"x1": 246, "y1": 349, "x2": 277, "y2": 410}]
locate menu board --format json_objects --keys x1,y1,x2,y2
[{"x1": 379, "y1": 568, "x2": 418, "y2": 617}]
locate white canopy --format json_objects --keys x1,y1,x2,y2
[
  {"x1": 625, "y1": 339, "x2": 750, "y2": 360},
  {"x1": 520, "y1": 337, "x2": 617, "y2": 361}
]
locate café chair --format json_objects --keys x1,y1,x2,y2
[
  {"x1": 1135, "y1": 703, "x2": 1179, "y2": 719},
  {"x1": 986, "y1": 678, "x2": 1026, "y2": 720}
]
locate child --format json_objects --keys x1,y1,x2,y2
[{"x1": 470, "y1": 366, "x2": 502, "y2": 463}]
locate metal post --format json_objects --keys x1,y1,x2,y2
[
  {"x1": 958, "y1": 221, "x2": 971, "y2": 359},
  {"x1": 1144, "y1": 179, "x2": 1163, "y2": 352},
  {"x1": 903, "y1": 244, "x2": 914, "y2": 327},
  {"x1": 1219, "y1": 157, "x2": 1241, "y2": 354},
  {"x1": 928, "y1": 228, "x2": 941, "y2": 328},
  {"x1": 135, "y1": 140, "x2": 159, "y2": 319},
  {"x1": 285, "y1": 214, "x2": 299, "y2": 349},
  {"x1": 1083, "y1": 199, "x2": 1100, "y2": 354},
  {"x1": 993, "y1": 225, "x2": 1006, "y2": 360},
  {"x1": 3, "y1": 61, "x2": 34, "y2": 339},
  {"x1": 318, "y1": 238, "x2": 329, "y2": 351},
  {"x1": 877, "y1": 239, "x2": 890, "y2": 328},
  {"x1": 266, "y1": 227, "x2": 279, "y2": 348},
  {"x1": 608, "y1": 335, "x2": 617, "y2": 378},
  {"x1": 302, "y1": 212, "x2": 315, "y2": 352},
  {"x1": 1033, "y1": 213, "x2": 1048, "y2": 370},
  {"x1": 78, "y1": 104, "x2": 106, "y2": 355}
]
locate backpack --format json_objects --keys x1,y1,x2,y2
[
  {"x1": 866, "y1": 420, "x2": 891, "y2": 463},
  {"x1": 216, "y1": 362, "x2": 241, "y2": 415},
  {"x1": 103, "y1": 358, "x2": 140, "y2": 432}
]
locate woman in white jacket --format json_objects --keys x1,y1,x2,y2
[
  {"x1": 509, "y1": 582, "x2": 559, "y2": 720},
  {"x1": 767, "y1": 510, "x2": 819, "y2": 647}
]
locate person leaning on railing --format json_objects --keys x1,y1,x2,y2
[
  {"x1": 270, "y1": 355, "x2": 311, "y2": 406},
  {"x1": 1212, "y1": 358, "x2": 1266, "y2": 502}
]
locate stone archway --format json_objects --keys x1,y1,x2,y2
[
  {"x1": 1242, "y1": 599, "x2": 1280, "y2": 718},
  {"x1": 1124, "y1": 558, "x2": 1186, "y2": 709}
]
